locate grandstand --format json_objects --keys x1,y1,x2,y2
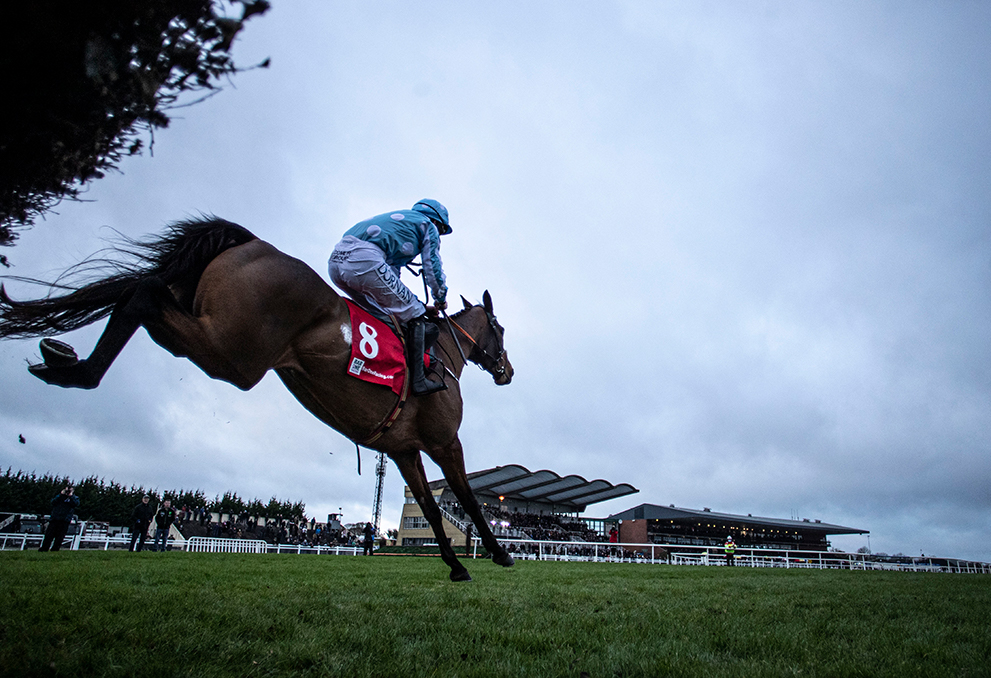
[
  {"x1": 608, "y1": 503, "x2": 868, "y2": 552},
  {"x1": 397, "y1": 465, "x2": 869, "y2": 553},
  {"x1": 397, "y1": 464, "x2": 638, "y2": 547}
]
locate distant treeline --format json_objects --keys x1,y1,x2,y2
[{"x1": 0, "y1": 468, "x2": 306, "y2": 526}]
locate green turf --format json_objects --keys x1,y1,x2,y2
[{"x1": 0, "y1": 552, "x2": 988, "y2": 677}]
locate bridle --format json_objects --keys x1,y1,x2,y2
[
  {"x1": 445, "y1": 309, "x2": 508, "y2": 380},
  {"x1": 407, "y1": 263, "x2": 508, "y2": 380}
]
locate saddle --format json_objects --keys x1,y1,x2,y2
[{"x1": 342, "y1": 301, "x2": 445, "y2": 396}]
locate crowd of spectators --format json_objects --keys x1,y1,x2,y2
[
  {"x1": 432, "y1": 499, "x2": 613, "y2": 543},
  {"x1": 479, "y1": 507, "x2": 607, "y2": 543},
  {"x1": 148, "y1": 505, "x2": 366, "y2": 548},
  {"x1": 504, "y1": 541, "x2": 633, "y2": 559}
]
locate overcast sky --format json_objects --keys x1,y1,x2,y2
[{"x1": 2, "y1": 1, "x2": 989, "y2": 561}]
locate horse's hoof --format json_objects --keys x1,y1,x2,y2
[
  {"x1": 492, "y1": 552, "x2": 515, "y2": 568},
  {"x1": 40, "y1": 338, "x2": 79, "y2": 367},
  {"x1": 450, "y1": 569, "x2": 472, "y2": 582},
  {"x1": 28, "y1": 362, "x2": 98, "y2": 390}
]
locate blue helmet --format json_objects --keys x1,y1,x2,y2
[{"x1": 412, "y1": 199, "x2": 451, "y2": 235}]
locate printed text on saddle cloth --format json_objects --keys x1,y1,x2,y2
[{"x1": 343, "y1": 301, "x2": 414, "y2": 397}]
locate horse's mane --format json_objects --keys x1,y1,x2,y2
[{"x1": 450, "y1": 294, "x2": 488, "y2": 320}]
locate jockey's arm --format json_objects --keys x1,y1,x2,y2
[{"x1": 420, "y1": 222, "x2": 448, "y2": 305}]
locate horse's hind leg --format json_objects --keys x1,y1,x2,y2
[
  {"x1": 27, "y1": 279, "x2": 167, "y2": 389},
  {"x1": 428, "y1": 438, "x2": 514, "y2": 568},
  {"x1": 29, "y1": 277, "x2": 258, "y2": 390},
  {"x1": 391, "y1": 451, "x2": 472, "y2": 582}
]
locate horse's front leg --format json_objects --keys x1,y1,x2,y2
[
  {"x1": 427, "y1": 437, "x2": 514, "y2": 568},
  {"x1": 390, "y1": 450, "x2": 472, "y2": 581},
  {"x1": 28, "y1": 278, "x2": 171, "y2": 389}
]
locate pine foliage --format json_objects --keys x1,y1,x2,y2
[
  {"x1": 0, "y1": 467, "x2": 305, "y2": 524},
  {"x1": 0, "y1": 0, "x2": 270, "y2": 262}
]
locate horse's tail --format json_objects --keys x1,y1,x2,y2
[{"x1": 0, "y1": 216, "x2": 257, "y2": 339}]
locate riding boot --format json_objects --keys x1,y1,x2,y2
[{"x1": 406, "y1": 317, "x2": 446, "y2": 396}]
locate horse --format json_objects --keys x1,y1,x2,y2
[{"x1": 0, "y1": 216, "x2": 515, "y2": 581}]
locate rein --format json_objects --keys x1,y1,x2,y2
[
  {"x1": 441, "y1": 309, "x2": 468, "y2": 366},
  {"x1": 410, "y1": 261, "x2": 504, "y2": 378},
  {"x1": 412, "y1": 263, "x2": 467, "y2": 368}
]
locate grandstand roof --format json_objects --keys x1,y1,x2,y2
[
  {"x1": 428, "y1": 464, "x2": 639, "y2": 511},
  {"x1": 608, "y1": 503, "x2": 868, "y2": 535}
]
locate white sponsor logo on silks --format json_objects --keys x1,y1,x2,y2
[
  {"x1": 376, "y1": 264, "x2": 415, "y2": 303},
  {"x1": 358, "y1": 322, "x2": 379, "y2": 359},
  {"x1": 349, "y1": 357, "x2": 392, "y2": 381},
  {"x1": 362, "y1": 366, "x2": 391, "y2": 380}
]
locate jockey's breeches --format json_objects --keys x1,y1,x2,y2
[{"x1": 328, "y1": 236, "x2": 426, "y2": 323}]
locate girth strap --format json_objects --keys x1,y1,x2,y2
[{"x1": 354, "y1": 314, "x2": 410, "y2": 447}]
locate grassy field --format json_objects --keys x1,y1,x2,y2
[{"x1": 1, "y1": 552, "x2": 988, "y2": 677}]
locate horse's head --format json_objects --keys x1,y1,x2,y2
[{"x1": 459, "y1": 290, "x2": 513, "y2": 385}]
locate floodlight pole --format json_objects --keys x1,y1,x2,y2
[{"x1": 371, "y1": 451, "x2": 387, "y2": 535}]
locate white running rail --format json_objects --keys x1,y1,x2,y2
[
  {"x1": 3, "y1": 530, "x2": 988, "y2": 573},
  {"x1": 186, "y1": 536, "x2": 268, "y2": 553}
]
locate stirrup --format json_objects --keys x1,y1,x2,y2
[
  {"x1": 411, "y1": 373, "x2": 446, "y2": 396},
  {"x1": 409, "y1": 351, "x2": 447, "y2": 396}
]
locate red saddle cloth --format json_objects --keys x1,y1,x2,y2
[{"x1": 344, "y1": 301, "x2": 406, "y2": 397}]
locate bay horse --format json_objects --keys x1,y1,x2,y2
[{"x1": 0, "y1": 216, "x2": 515, "y2": 581}]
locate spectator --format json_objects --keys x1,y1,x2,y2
[
  {"x1": 129, "y1": 495, "x2": 154, "y2": 552},
  {"x1": 39, "y1": 484, "x2": 79, "y2": 552},
  {"x1": 153, "y1": 499, "x2": 177, "y2": 552},
  {"x1": 363, "y1": 522, "x2": 375, "y2": 556}
]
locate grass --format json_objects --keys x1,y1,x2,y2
[{"x1": 0, "y1": 552, "x2": 989, "y2": 677}]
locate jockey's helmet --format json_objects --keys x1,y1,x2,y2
[{"x1": 412, "y1": 199, "x2": 451, "y2": 235}]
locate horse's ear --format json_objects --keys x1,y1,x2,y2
[
  {"x1": 461, "y1": 295, "x2": 472, "y2": 310},
  {"x1": 482, "y1": 290, "x2": 493, "y2": 314}
]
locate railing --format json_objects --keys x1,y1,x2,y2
[
  {"x1": 0, "y1": 531, "x2": 362, "y2": 556},
  {"x1": 496, "y1": 538, "x2": 991, "y2": 574},
  {"x1": 4, "y1": 529, "x2": 988, "y2": 573},
  {"x1": 2, "y1": 532, "x2": 154, "y2": 551},
  {"x1": 264, "y1": 542, "x2": 362, "y2": 556},
  {"x1": 184, "y1": 537, "x2": 363, "y2": 555},
  {"x1": 0, "y1": 521, "x2": 134, "y2": 551},
  {"x1": 186, "y1": 536, "x2": 268, "y2": 553},
  {"x1": 440, "y1": 506, "x2": 528, "y2": 540},
  {"x1": 437, "y1": 506, "x2": 468, "y2": 534},
  {"x1": 1, "y1": 533, "x2": 44, "y2": 550}
]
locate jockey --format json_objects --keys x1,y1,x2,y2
[{"x1": 328, "y1": 199, "x2": 451, "y2": 396}]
